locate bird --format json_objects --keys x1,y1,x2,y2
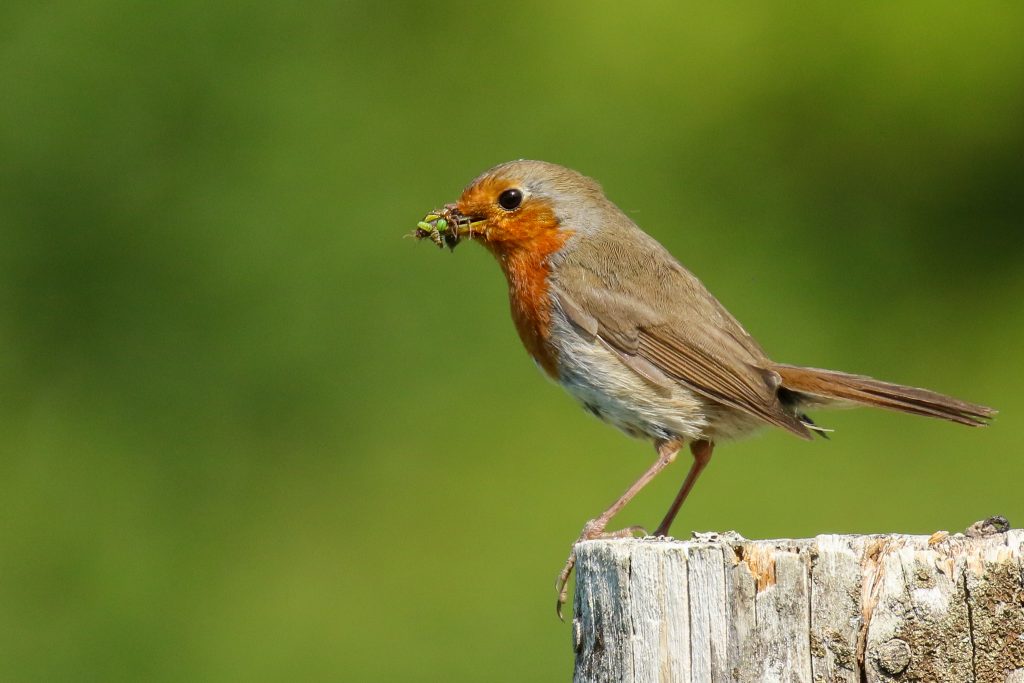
[{"x1": 413, "y1": 159, "x2": 995, "y2": 618}]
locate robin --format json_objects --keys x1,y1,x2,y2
[{"x1": 414, "y1": 160, "x2": 995, "y2": 618}]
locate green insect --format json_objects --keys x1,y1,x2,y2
[
  {"x1": 414, "y1": 210, "x2": 461, "y2": 250},
  {"x1": 416, "y1": 216, "x2": 448, "y2": 247}
]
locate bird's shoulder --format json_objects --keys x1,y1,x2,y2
[
  {"x1": 549, "y1": 215, "x2": 810, "y2": 439},
  {"x1": 552, "y1": 216, "x2": 767, "y2": 364}
]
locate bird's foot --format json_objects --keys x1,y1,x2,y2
[{"x1": 555, "y1": 520, "x2": 646, "y2": 620}]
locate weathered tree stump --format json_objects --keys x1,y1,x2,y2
[{"x1": 572, "y1": 520, "x2": 1023, "y2": 682}]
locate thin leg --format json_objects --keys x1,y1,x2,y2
[
  {"x1": 555, "y1": 439, "x2": 682, "y2": 619},
  {"x1": 653, "y1": 439, "x2": 714, "y2": 537}
]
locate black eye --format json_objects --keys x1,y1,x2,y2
[{"x1": 498, "y1": 188, "x2": 523, "y2": 211}]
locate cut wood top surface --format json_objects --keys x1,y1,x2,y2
[{"x1": 573, "y1": 523, "x2": 1023, "y2": 683}]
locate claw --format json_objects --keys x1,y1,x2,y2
[
  {"x1": 555, "y1": 551, "x2": 576, "y2": 621},
  {"x1": 554, "y1": 521, "x2": 648, "y2": 621}
]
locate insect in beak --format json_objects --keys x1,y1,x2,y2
[{"x1": 413, "y1": 205, "x2": 485, "y2": 251}]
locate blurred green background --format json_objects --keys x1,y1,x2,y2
[{"x1": 2, "y1": 2, "x2": 1022, "y2": 680}]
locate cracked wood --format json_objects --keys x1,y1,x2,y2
[{"x1": 572, "y1": 527, "x2": 1024, "y2": 682}]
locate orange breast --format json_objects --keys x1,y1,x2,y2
[
  {"x1": 499, "y1": 245, "x2": 562, "y2": 379},
  {"x1": 456, "y1": 179, "x2": 572, "y2": 379},
  {"x1": 488, "y1": 232, "x2": 571, "y2": 380}
]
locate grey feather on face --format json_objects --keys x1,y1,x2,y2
[{"x1": 480, "y1": 160, "x2": 615, "y2": 239}]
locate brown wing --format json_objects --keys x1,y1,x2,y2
[{"x1": 552, "y1": 226, "x2": 811, "y2": 439}]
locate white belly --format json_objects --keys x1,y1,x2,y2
[{"x1": 548, "y1": 313, "x2": 711, "y2": 442}]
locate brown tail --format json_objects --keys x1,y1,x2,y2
[{"x1": 771, "y1": 364, "x2": 996, "y2": 427}]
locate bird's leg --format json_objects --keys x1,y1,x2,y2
[
  {"x1": 555, "y1": 439, "x2": 682, "y2": 619},
  {"x1": 653, "y1": 439, "x2": 714, "y2": 537}
]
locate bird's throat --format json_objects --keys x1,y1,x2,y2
[{"x1": 490, "y1": 236, "x2": 570, "y2": 380}]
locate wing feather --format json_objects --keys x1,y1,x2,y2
[{"x1": 551, "y1": 227, "x2": 810, "y2": 439}]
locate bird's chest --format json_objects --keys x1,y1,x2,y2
[{"x1": 499, "y1": 251, "x2": 560, "y2": 379}]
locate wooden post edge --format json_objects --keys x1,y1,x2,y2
[{"x1": 572, "y1": 519, "x2": 1024, "y2": 682}]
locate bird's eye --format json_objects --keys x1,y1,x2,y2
[{"x1": 497, "y1": 188, "x2": 523, "y2": 211}]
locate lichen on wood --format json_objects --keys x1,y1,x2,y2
[{"x1": 573, "y1": 522, "x2": 1023, "y2": 682}]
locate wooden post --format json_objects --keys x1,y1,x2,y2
[{"x1": 572, "y1": 520, "x2": 1024, "y2": 682}]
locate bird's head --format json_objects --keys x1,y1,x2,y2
[{"x1": 416, "y1": 160, "x2": 609, "y2": 259}]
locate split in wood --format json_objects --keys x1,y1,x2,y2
[{"x1": 573, "y1": 521, "x2": 1024, "y2": 682}]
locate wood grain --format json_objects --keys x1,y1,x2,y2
[{"x1": 573, "y1": 525, "x2": 1024, "y2": 682}]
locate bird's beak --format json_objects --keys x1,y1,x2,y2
[
  {"x1": 452, "y1": 210, "x2": 487, "y2": 240},
  {"x1": 413, "y1": 204, "x2": 487, "y2": 251}
]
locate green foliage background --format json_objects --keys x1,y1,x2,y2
[{"x1": 2, "y1": 3, "x2": 1022, "y2": 680}]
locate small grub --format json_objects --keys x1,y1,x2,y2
[{"x1": 412, "y1": 203, "x2": 469, "y2": 251}]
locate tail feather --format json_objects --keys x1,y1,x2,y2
[{"x1": 771, "y1": 364, "x2": 996, "y2": 427}]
